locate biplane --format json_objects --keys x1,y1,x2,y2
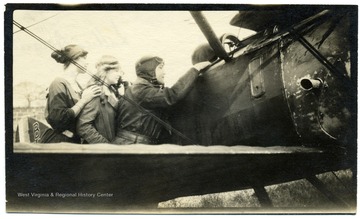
[{"x1": 6, "y1": 4, "x2": 357, "y2": 213}]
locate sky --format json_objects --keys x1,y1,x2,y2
[{"x1": 12, "y1": 10, "x2": 254, "y2": 89}]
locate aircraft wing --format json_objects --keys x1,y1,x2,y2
[{"x1": 7, "y1": 142, "x2": 350, "y2": 212}]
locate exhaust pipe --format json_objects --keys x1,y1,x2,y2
[{"x1": 300, "y1": 78, "x2": 323, "y2": 91}]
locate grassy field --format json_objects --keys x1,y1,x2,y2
[{"x1": 158, "y1": 169, "x2": 356, "y2": 213}]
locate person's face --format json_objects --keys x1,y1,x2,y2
[
  {"x1": 75, "y1": 55, "x2": 88, "y2": 73},
  {"x1": 155, "y1": 62, "x2": 165, "y2": 84},
  {"x1": 106, "y1": 68, "x2": 123, "y2": 85}
]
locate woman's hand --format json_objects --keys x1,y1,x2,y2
[
  {"x1": 71, "y1": 85, "x2": 102, "y2": 117},
  {"x1": 81, "y1": 85, "x2": 102, "y2": 103}
]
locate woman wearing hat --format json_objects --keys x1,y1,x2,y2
[
  {"x1": 76, "y1": 55, "x2": 125, "y2": 144},
  {"x1": 40, "y1": 44, "x2": 101, "y2": 143},
  {"x1": 113, "y1": 55, "x2": 210, "y2": 145}
]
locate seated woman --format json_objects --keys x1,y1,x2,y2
[
  {"x1": 40, "y1": 44, "x2": 101, "y2": 143},
  {"x1": 113, "y1": 55, "x2": 210, "y2": 145},
  {"x1": 76, "y1": 55, "x2": 125, "y2": 144}
]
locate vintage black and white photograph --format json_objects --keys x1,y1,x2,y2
[{"x1": 4, "y1": 3, "x2": 357, "y2": 214}]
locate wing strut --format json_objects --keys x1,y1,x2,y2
[
  {"x1": 253, "y1": 185, "x2": 273, "y2": 208},
  {"x1": 190, "y1": 11, "x2": 231, "y2": 62}
]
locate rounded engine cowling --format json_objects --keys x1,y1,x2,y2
[{"x1": 281, "y1": 13, "x2": 353, "y2": 147}]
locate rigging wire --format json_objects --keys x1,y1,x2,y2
[
  {"x1": 13, "y1": 20, "x2": 198, "y2": 146},
  {"x1": 13, "y1": 13, "x2": 60, "y2": 34},
  {"x1": 331, "y1": 171, "x2": 355, "y2": 197}
]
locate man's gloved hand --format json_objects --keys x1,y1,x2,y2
[{"x1": 193, "y1": 61, "x2": 211, "y2": 72}]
